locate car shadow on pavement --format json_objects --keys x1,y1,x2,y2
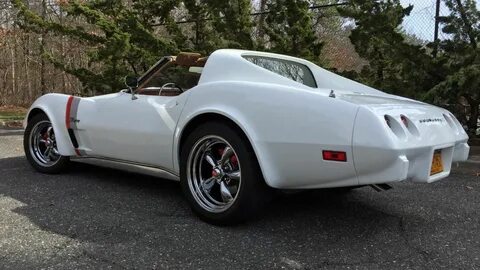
[{"x1": 1, "y1": 156, "x2": 478, "y2": 269}]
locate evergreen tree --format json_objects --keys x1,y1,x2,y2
[
  {"x1": 339, "y1": 0, "x2": 479, "y2": 136},
  {"x1": 182, "y1": 0, "x2": 254, "y2": 54},
  {"x1": 426, "y1": 0, "x2": 479, "y2": 137},
  {"x1": 11, "y1": 0, "x2": 254, "y2": 93},
  {"x1": 338, "y1": 0, "x2": 439, "y2": 98},
  {"x1": 261, "y1": 0, "x2": 323, "y2": 62},
  {"x1": 206, "y1": 0, "x2": 254, "y2": 49},
  {"x1": 12, "y1": 0, "x2": 178, "y2": 93}
]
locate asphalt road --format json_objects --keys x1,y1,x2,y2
[{"x1": 1, "y1": 133, "x2": 479, "y2": 269}]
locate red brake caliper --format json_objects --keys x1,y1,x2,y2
[
  {"x1": 217, "y1": 148, "x2": 238, "y2": 167},
  {"x1": 211, "y1": 148, "x2": 224, "y2": 177},
  {"x1": 42, "y1": 132, "x2": 49, "y2": 146},
  {"x1": 230, "y1": 155, "x2": 238, "y2": 167},
  {"x1": 211, "y1": 148, "x2": 238, "y2": 177}
]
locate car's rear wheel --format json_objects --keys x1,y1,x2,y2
[
  {"x1": 180, "y1": 121, "x2": 270, "y2": 225},
  {"x1": 24, "y1": 113, "x2": 70, "y2": 174}
]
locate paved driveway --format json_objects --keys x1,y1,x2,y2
[{"x1": 0, "y1": 134, "x2": 479, "y2": 269}]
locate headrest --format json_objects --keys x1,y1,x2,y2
[
  {"x1": 175, "y1": 52, "x2": 201, "y2": 66},
  {"x1": 195, "y1": 57, "x2": 208, "y2": 67}
]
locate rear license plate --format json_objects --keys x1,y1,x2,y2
[{"x1": 430, "y1": 151, "x2": 444, "y2": 175}]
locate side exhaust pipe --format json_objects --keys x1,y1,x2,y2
[{"x1": 370, "y1": 183, "x2": 393, "y2": 192}]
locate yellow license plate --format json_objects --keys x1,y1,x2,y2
[{"x1": 430, "y1": 151, "x2": 444, "y2": 175}]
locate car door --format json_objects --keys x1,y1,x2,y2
[
  {"x1": 77, "y1": 92, "x2": 188, "y2": 171},
  {"x1": 75, "y1": 58, "x2": 201, "y2": 171}
]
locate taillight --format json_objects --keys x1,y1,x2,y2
[
  {"x1": 444, "y1": 113, "x2": 465, "y2": 134},
  {"x1": 449, "y1": 113, "x2": 466, "y2": 134},
  {"x1": 443, "y1": 113, "x2": 456, "y2": 131},
  {"x1": 323, "y1": 151, "x2": 347, "y2": 162},
  {"x1": 384, "y1": 115, "x2": 391, "y2": 128},
  {"x1": 384, "y1": 114, "x2": 407, "y2": 139},
  {"x1": 400, "y1": 114, "x2": 408, "y2": 127},
  {"x1": 402, "y1": 114, "x2": 420, "y2": 137}
]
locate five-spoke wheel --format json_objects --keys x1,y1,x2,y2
[
  {"x1": 29, "y1": 120, "x2": 61, "y2": 166},
  {"x1": 187, "y1": 135, "x2": 242, "y2": 213},
  {"x1": 24, "y1": 113, "x2": 70, "y2": 173},
  {"x1": 180, "y1": 121, "x2": 271, "y2": 225}
]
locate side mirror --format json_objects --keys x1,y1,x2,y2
[
  {"x1": 124, "y1": 75, "x2": 139, "y2": 100},
  {"x1": 124, "y1": 75, "x2": 138, "y2": 88}
]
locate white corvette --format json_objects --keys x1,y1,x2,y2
[{"x1": 23, "y1": 49, "x2": 470, "y2": 224}]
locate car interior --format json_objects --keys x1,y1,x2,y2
[{"x1": 137, "y1": 52, "x2": 207, "y2": 97}]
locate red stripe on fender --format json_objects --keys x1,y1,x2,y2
[{"x1": 65, "y1": 96, "x2": 74, "y2": 129}]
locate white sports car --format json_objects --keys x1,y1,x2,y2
[{"x1": 23, "y1": 49, "x2": 470, "y2": 224}]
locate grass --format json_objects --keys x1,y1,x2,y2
[{"x1": 0, "y1": 106, "x2": 27, "y2": 122}]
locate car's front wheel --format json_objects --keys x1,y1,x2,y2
[
  {"x1": 180, "y1": 121, "x2": 270, "y2": 225},
  {"x1": 24, "y1": 113, "x2": 70, "y2": 174}
]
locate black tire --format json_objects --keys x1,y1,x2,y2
[
  {"x1": 24, "y1": 113, "x2": 70, "y2": 174},
  {"x1": 180, "y1": 121, "x2": 271, "y2": 225}
]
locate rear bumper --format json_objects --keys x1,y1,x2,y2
[
  {"x1": 452, "y1": 142, "x2": 470, "y2": 162},
  {"x1": 352, "y1": 105, "x2": 471, "y2": 185},
  {"x1": 356, "y1": 141, "x2": 470, "y2": 185}
]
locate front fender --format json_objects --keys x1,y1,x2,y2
[{"x1": 26, "y1": 94, "x2": 76, "y2": 156}]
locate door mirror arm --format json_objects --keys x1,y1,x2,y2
[
  {"x1": 124, "y1": 75, "x2": 139, "y2": 100},
  {"x1": 130, "y1": 87, "x2": 138, "y2": 100}
]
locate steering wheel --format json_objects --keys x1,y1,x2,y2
[{"x1": 159, "y1": 83, "x2": 183, "y2": 96}]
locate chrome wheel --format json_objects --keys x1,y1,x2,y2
[
  {"x1": 29, "y1": 120, "x2": 61, "y2": 167},
  {"x1": 187, "y1": 135, "x2": 242, "y2": 213}
]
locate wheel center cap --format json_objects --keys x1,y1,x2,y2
[{"x1": 212, "y1": 168, "x2": 223, "y2": 178}]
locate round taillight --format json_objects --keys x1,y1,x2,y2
[
  {"x1": 443, "y1": 113, "x2": 459, "y2": 133},
  {"x1": 384, "y1": 114, "x2": 407, "y2": 139},
  {"x1": 400, "y1": 115, "x2": 408, "y2": 127},
  {"x1": 384, "y1": 115, "x2": 391, "y2": 128}
]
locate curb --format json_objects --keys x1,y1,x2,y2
[
  {"x1": 463, "y1": 159, "x2": 480, "y2": 164},
  {"x1": 0, "y1": 120, "x2": 23, "y2": 129},
  {"x1": 0, "y1": 129, "x2": 24, "y2": 136}
]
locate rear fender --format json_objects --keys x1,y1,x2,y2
[{"x1": 175, "y1": 82, "x2": 360, "y2": 189}]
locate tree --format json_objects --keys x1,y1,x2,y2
[
  {"x1": 11, "y1": 0, "x2": 256, "y2": 94},
  {"x1": 182, "y1": 0, "x2": 254, "y2": 54},
  {"x1": 261, "y1": 0, "x2": 323, "y2": 62},
  {"x1": 338, "y1": 0, "x2": 441, "y2": 98},
  {"x1": 339, "y1": 0, "x2": 479, "y2": 137},
  {"x1": 12, "y1": 0, "x2": 179, "y2": 94},
  {"x1": 425, "y1": 0, "x2": 479, "y2": 137},
  {"x1": 207, "y1": 0, "x2": 254, "y2": 49}
]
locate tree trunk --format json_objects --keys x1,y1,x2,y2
[
  {"x1": 258, "y1": 0, "x2": 267, "y2": 47},
  {"x1": 467, "y1": 100, "x2": 479, "y2": 137},
  {"x1": 23, "y1": 33, "x2": 31, "y2": 105},
  {"x1": 9, "y1": 34, "x2": 16, "y2": 98},
  {"x1": 40, "y1": 0, "x2": 47, "y2": 96}
]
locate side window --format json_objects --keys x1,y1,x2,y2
[
  {"x1": 142, "y1": 63, "x2": 201, "y2": 91},
  {"x1": 243, "y1": 55, "x2": 317, "y2": 88}
]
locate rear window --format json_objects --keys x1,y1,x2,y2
[{"x1": 243, "y1": 55, "x2": 317, "y2": 88}]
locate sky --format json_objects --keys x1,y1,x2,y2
[{"x1": 400, "y1": 0, "x2": 480, "y2": 41}]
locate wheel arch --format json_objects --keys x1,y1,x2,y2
[
  {"x1": 27, "y1": 108, "x2": 47, "y2": 122},
  {"x1": 25, "y1": 94, "x2": 77, "y2": 156},
  {"x1": 176, "y1": 112, "x2": 268, "y2": 185}
]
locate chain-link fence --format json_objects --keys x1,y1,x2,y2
[{"x1": 402, "y1": 0, "x2": 451, "y2": 42}]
